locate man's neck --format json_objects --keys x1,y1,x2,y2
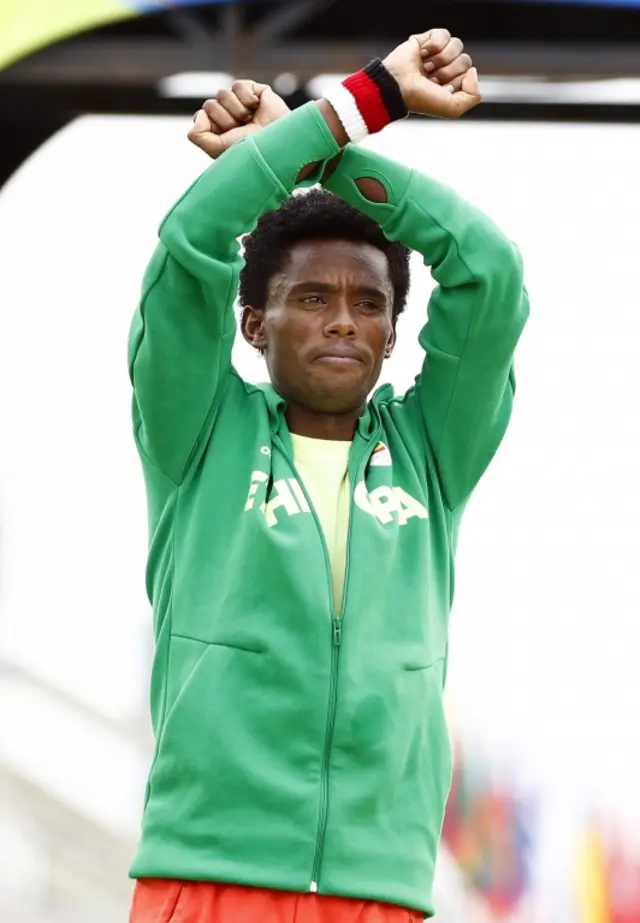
[{"x1": 286, "y1": 403, "x2": 363, "y2": 442}]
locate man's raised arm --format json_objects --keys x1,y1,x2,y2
[
  {"x1": 129, "y1": 88, "x2": 341, "y2": 485},
  {"x1": 324, "y1": 152, "x2": 528, "y2": 511},
  {"x1": 307, "y1": 35, "x2": 526, "y2": 510},
  {"x1": 188, "y1": 33, "x2": 524, "y2": 510},
  {"x1": 179, "y1": 31, "x2": 496, "y2": 500}
]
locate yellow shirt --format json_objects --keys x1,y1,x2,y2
[{"x1": 291, "y1": 434, "x2": 351, "y2": 613}]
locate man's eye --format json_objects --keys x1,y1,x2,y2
[
  {"x1": 301, "y1": 295, "x2": 324, "y2": 305},
  {"x1": 358, "y1": 300, "x2": 380, "y2": 310}
]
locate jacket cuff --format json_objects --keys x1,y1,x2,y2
[{"x1": 249, "y1": 101, "x2": 343, "y2": 192}]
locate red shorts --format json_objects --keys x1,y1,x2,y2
[{"x1": 129, "y1": 880, "x2": 423, "y2": 923}]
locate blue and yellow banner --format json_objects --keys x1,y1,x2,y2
[
  {"x1": 2, "y1": 0, "x2": 638, "y2": 74},
  {"x1": 0, "y1": 1, "x2": 243, "y2": 72}
]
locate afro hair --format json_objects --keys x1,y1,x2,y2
[{"x1": 238, "y1": 187, "x2": 411, "y2": 321}]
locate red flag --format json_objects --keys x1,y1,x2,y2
[{"x1": 607, "y1": 841, "x2": 640, "y2": 923}]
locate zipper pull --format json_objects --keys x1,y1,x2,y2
[{"x1": 332, "y1": 618, "x2": 342, "y2": 647}]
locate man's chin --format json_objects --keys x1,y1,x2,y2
[
  {"x1": 274, "y1": 364, "x2": 375, "y2": 416},
  {"x1": 303, "y1": 382, "x2": 369, "y2": 416}
]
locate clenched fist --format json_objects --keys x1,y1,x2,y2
[
  {"x1": 384, "y1": 28, "x2": 481, "y2": 118},
  {"x1": 189, "y1": 80, "x2": 290, "y2": 159},
  {"x1": 188, "y1": 30, "x2": 480, "y2": 159}
]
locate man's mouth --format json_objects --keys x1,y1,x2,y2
[
  {"x1": 312, "y1": 349, "x2": 363, "y2": 367},
  {"x1": 314, "y1": 355, "x2": 362, "y2": 367}
]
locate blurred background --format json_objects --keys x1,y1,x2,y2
[{"x1": 1, "y1": 1, "x2": 639, "y2": 921}]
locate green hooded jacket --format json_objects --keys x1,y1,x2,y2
[{"x1": 128, "y1": 101, "x2": 529, "y2": 916}]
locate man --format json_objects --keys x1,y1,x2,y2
[{"x1": 128, "y1": 27, "x2": 529, "y2": 923}]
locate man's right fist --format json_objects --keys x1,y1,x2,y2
[
  {"x1": 188, "y1": 80, "x2": 290, "y2": 159},
  {"x1": 384, "y1": 30, "x2": 481, "y2": 119}
]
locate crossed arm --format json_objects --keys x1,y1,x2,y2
[{"x1": 130, "y1": 34, "x2": 528, "y2": 506}]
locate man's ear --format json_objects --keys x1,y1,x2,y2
[
  {"x1": 384, "y1": 324, "x2": 397, "y2": 359},
  {"x1": 241, "y1": 306, "x2": 267, "y2": 352}
]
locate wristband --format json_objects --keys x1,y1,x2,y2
[{"x1": 324, "y1": 58, "x2": 408, "y2": 145}]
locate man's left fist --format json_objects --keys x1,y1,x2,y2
[
  {"x1": 384, "y1": 29, "x2": 481, "y2": 120},
  {"x1": 420, "y1": 29, "x2": 474, "y2": 90}
]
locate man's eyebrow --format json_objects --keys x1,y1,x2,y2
[{"x1": 289, "y1": 281, "x2": 388, "y2": 300}]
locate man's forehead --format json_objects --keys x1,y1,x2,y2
[{"x1": 283, "y1": 238, "x2": 391, "y2": 281}]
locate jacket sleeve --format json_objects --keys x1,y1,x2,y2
[
  {"x1": 128, "y1": 102, "x2": 341, "y2": 485},
  {"x1": 324, "y1": 144, "x2": 529, "y2": 511}
]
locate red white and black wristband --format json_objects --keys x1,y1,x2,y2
[{"x1": 324, "y1": 58, "x2": 408, "y2": 144}]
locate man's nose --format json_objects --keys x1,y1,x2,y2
[{"x1": 324, "y1": 300, "x2": 357, "y2": 338}]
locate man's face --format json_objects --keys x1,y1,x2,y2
[{"x1": 242, "y1": 239, "x2": 396, "y2": 417}]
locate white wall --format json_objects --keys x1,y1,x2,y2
[{"x1": 0, "y1": 114, "x2": 638, "y2": 844}]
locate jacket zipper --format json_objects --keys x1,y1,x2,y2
[{"x1": 274, "y1": 434, "x2": 376, "y2": 893}]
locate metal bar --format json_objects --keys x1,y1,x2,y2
[
  {"x1": 222, "y1": 0, "x2": 243, "y2": 43},
  {"x1": 3, "y1": 40, "x2": 640, "y2": 87},
  {"x1": 166, "y1": 10, "x2": 218, "y2": 47},
  {"x1": 252, "y1": 0, "x2": 339, "y2": 48}
]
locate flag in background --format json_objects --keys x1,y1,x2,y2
[
  {"x1": 0, "y1": 0, "x2": 244, "y2": 72},
  {"x1": 442, "y1": 744, "x2": 536, "y2": 918},
  {"x1": 574, "y1": 825, "x2": 611, "y2": 923},
  {"x1": 606, "y1": 839, "x2": 640, "y2": 923}
]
